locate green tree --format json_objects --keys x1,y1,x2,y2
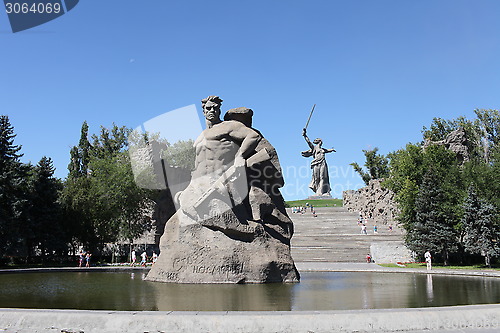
[
  {"x1": 422, "y1": 116, "x2": 479, "y2": 162},
  {"x1": 474, "y1": 109, "x2": 500, "y2": 162},
  {"x1": 350, "y1": 147, "x2": 389, "y2": 185},
  {"x1": 25, "y1": 157, "x2": 66, "y2": 260},
  {"x1": 461, "y1": 185, "x2": 500, "y2": 267},
  {"x1": 0, "y1": 115, "x2": 29, "y2": 257},
  {"x1": 162, "y1": 139, "x2": 196, "y2": 171},
  {"x1": 386, "y1": 143, "x2": 464, "y2": 264},
  {"x1": 63, "y1": 121, "x2": 95, "y2": 251},
  {"x1": 408, "y1": 167, "x2": 459, "y2": 265},
  {"x1": 462, "y1": 155, "x2": 500, "y2": 211},
  {"x1": 385, "y1": 143, "x2": 426, "y2": 231},
  {"x1": 88, "y1": 152, "x2": 152, "y2": 244},
  {"x1": 61, "y1": 122, "x2": 155, "y2": 254},
  {"x1": 90, "y1": 124, "x2": 129, "y2": 159},
  {"x1": 373, "y1": 111, "x2": 500, "y2": 266},
  {"x1": 68, "y1": 121, "x2": 91, "y2": 178},
  {"x1": 461, "y1": 110, "x2": 500, "y2": 210},
  {"x1": 422, "y1": 116, "x2": 473, "y2": 142}
]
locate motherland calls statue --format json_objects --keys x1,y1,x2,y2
[
  {"x1": 145, "y1": 96, "x2": 299, "y2": 283},
  {"x1": 301, "y1": 128, "x2": 336, "y2": 197}
]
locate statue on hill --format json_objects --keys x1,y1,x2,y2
[
  {"x1": 301, "y1": 128, "x2": 336, "y2": 197},
  {"x1": 145, "y1": 96, "x2": 299, "y2": 284}
]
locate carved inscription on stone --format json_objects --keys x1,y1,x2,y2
[
  {"x1": 157, "y1": 270, "x2": 179, "y2": 281},
  {"x1": 192, "y1": 263, "x2": 244, "y2": 275}
]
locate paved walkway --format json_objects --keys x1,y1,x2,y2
[{"x1": 296, "y1": 262, "x2": 500, "y2": 278}]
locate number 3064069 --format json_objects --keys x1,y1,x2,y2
[{"x1": 5, "y1": 2, "x2": 62, "y2": 14}]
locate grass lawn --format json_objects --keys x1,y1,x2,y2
[
  {"x1": 285, "y1": 198, "x2": 343, "y2": 207},
  {"x1": 378, "y1": 263, "x2": 500, "y2": 270}
]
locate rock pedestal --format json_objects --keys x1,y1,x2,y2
[{"x1": 146, "y1": 210, "x2": 299, "y2": 283}]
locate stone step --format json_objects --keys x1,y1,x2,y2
[{"x1": 288, "y1": 206, "x2": 404, "y2": 263}]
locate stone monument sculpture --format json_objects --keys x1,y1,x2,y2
[
  {"x1": 301, "y1": 127, "x2": 336, "y2": 197},
  {"x1": 145, "y1": 96, "x2": 299, "y2": 283},
  {"x1": 423, "y1": 127, "x2": 470, "y2": 164}
]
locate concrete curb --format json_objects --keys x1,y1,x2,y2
[{"x1": 0, "y1": 305, "x2": 499, "y2": 333}]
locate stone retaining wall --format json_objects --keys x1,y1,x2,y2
[
  {"x1": 343, "y1": 179, "x2": 399, "y2": 225},
  {"x1": 370, "y1": 241, "x2": 413, "y2": 264}
]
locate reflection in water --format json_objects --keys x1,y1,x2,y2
[
  {"x1": 0, "y1": 271, "x2": 498, "y2": 311},
  {"x1": 151, "y1": 282, "x2": 293, "y2": 311},
  {"x1": 290, "y1": 272, "x2": 413, "y2": 310},
  {"x1": 426, "y1": 274, "x2": 434, "y2": 301}
]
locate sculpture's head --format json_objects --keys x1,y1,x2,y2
[
  {"x1": 224, "y1": 107, "x2": 253, "y2": 127},
  {"x1": 201, "y1": 95, "x2": 223, "y2": 122},
  {"x1": 313, "y1": 138, "x2": 323, "y2": 146}
]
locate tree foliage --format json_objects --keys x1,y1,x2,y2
[
  {"x1": 461, "y1": 185, "x2": 500, "y2": 267},
  {"x1": 0, "y1": 115, "x2": 28, "y2": 257},
  {"x1": 350, "y1": 147, "x2": 389, "y2": 185},
  {"x1": 0, "y1": 117, "x2": 195, "y2": 262},
  {"x1": 25, "y1": 157, "x2": 66, "y2": 259},
  {"x1": 384, "y1": 110, "x2": 500, "y2": 265},
  {"x1": 162, "y1": 139, "x2": 196, "y2": 171},
  {"x1": 0, "y1": 117, "x2": 67, "y2": 262},
  {"x1": 407, "y1": 167, "x2": 459, "y2": 265},
  {"x1": 61, "y1": 122, "x2": 155, "y2": 253}
]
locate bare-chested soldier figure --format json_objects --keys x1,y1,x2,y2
[{"x1": 177, "y1": 96, "x2": 261, "y2": 221}]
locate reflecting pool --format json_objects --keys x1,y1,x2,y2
[{"x1": 0, "y1": 271, "x2": 498, "y2": 311}]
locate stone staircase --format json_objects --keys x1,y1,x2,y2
[{"x1": 289, "y1": 207, "x2": 405, "y2": 263}]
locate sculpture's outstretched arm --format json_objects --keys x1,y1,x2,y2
[
  {"x1": 302, "y1": 128, "x2": 314, "y2": 149},
  {"x1": 229, "y1": 124, "x2": 261, "y2": 167},
  {"x1": 324, "y1": 148, "x2": 336, "y2": 153}
]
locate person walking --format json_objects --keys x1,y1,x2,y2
[
  {"x1": 131, "y1": 250, "x2": 137, "y2": 266},
  {"x1": 78, "y1": 251, "x2": 84, "y2": 267},
  {"x1": 85, "y1": 252, "x2": 92, "y2": 267},
  {"x1": 425, "y1": 250, "x2": 432, "y2": 270},
  {"x1": 361, "y1": 224, "x2": 367, "y2": 235},
  {"x1": 140, "y1": 251, "x2": 148, "y2": 267}
]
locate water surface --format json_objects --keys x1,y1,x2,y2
[{"x1": 0, "y1": 271, "x2": 498, "y2": 311}]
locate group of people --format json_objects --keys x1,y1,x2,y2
[
  {"x1": 78, "y1": 251, "x2": 92, "y2": 267},
  {"x1": 360, "y1": 223, "x2": 380, "y2": 235},
  {"x1": 77, "y1": 249, "x2": 159, "y2": 267},
  {"x1": 358, "y1": 213, "x2": 394, "y2": 235},
  {"x1": 130, "y1": 250, "x2": 158, "y2": 267},
  {"x1": 291, "y1": 203, "x2": 317, "y2": 217}
]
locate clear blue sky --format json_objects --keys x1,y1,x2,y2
[{"x1": 1, "y1": 1, "x2": 499, "y2": 200}]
